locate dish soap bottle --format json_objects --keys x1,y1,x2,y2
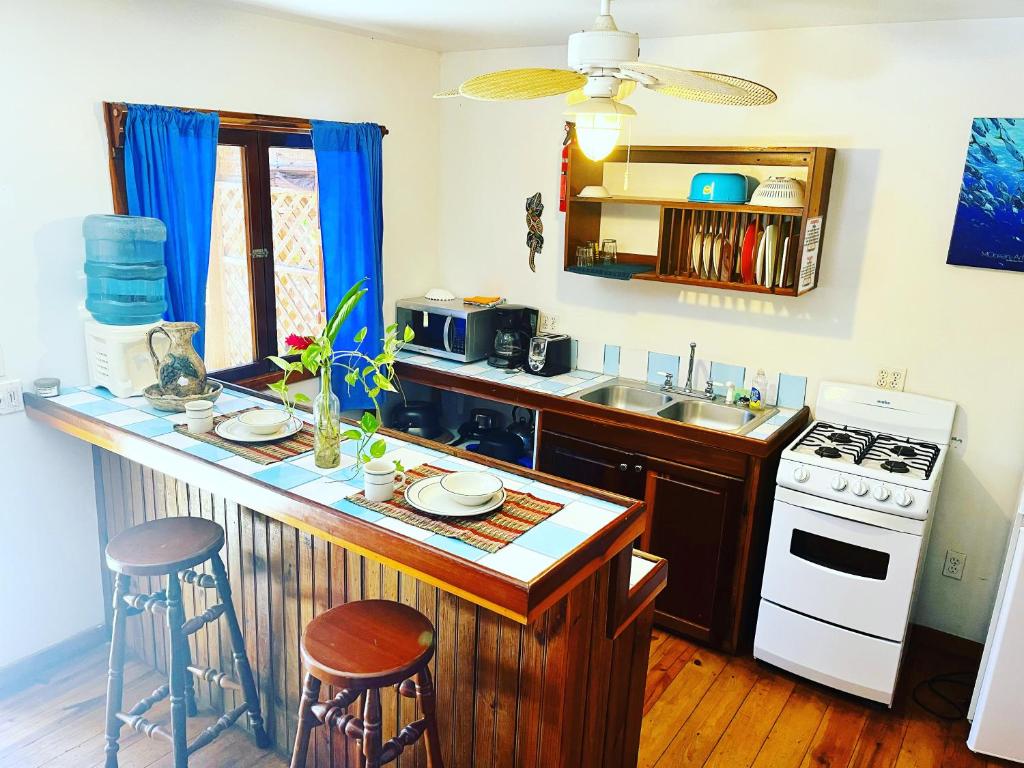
[{"x1": 750, "y1": 369, "x2": 768, "y2": 410}]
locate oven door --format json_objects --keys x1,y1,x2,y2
[{"x1": 761, "y1": 497, "x2": 923, "y2": 641}]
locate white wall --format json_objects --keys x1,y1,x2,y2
[
  {"x1": 0, "y1": 0, "x2": 440, "y2": 666},
  {"x1": 439, "y1": 18, "x2": 1024, "y2": 642}
]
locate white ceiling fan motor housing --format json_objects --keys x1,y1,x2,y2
[{"x1": 568, "y1": 28, "x2": 640, "y2": 73}]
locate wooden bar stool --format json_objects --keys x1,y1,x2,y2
[
  {"x1": 290, "y1": 599, "x2": 444, "y2": 768},
  {"x1": 103, "y1": 517, "x2": 269, "y2": 768}
]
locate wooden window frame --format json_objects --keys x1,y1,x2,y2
[{"x1": 101, "y1": 102, "x2": 387, "y2": 387}]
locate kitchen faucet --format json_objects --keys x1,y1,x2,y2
[{"x1": 660, "y1": 342, "x2": 716, "y2": 400}]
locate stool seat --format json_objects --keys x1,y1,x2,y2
[
  {"x1": 106, "y1": 517, "x2": 224, "y2": 576},
  {"x1": 301, "y1": 600, "x2": 435, "y2": 688}
]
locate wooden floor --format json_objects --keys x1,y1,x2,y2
[{"x1": 1, "y1": 631, "x2": 1019, "y2": 768}]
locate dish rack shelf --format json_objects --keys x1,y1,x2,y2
[{"x1": 562, "y1": 130, "x2": 835, "y2": 296}]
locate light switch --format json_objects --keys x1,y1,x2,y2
[{"x1": 0, "y1": 379, "x2": 23, "y2": 414}]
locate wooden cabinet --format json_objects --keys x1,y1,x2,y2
[
  {"x1": 645, "y1": 461, "x2": 744, "y2": 645},
  {"x1": 537, "y1": 431, "x2": 647, "y2": 501}
]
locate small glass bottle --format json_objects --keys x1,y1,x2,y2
[{"x1": 313, "y1": 369, "x2": 342, "y2": 468}]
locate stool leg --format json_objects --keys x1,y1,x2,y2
[
  {"x1": 414, "y1": 668, "x2": 445, "y2": 768},
  {"x1": 165, "y1": 573, "x2": 189, "y2": 768},
  {"x1": 104, "y1": 573, "x2": 130, "y2": 768},
  {"x1": 289, "y1": 673, "x2": 322, "y2": 768},
  {"x1": 210, "y1": 553, "x2": 270, "y2": 748},
  {"x1": 182, "y1": 630, "x2": 198, "y2": 718},
  {"x1": 362, "y1": 688, "x2": 383, "y2": 768}
]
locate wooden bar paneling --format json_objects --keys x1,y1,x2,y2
[{"x1": 95, "y1": 452, "x2": 657, "y2": 767}]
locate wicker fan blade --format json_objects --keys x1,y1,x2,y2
[
  {"x1": 460, "y1": 68, "x2": 587, "y2": 101},
  {"x1": 433, "y1": 87, "x2": 460, "y2": 99},
  {"x1": 566, "y1": 79, "x2": 636, "y2": 106},
  {"x1": 624, "y1": 62, "x2": 776, "y2": 106}
]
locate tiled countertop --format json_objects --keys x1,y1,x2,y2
[
  {"x1": 395, "y1": 351, "x2": 801, "y2": 442},
  {"x1": 29, "y1": 384, "x2": 649, "y2": 622}
]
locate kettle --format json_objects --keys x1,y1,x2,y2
[{"x1": 506, "y1": 406, "x2": 535, "y2": 455}]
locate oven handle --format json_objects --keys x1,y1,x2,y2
[{"x1": 443, "y1": 316, "x2": 453, "y2": 353}]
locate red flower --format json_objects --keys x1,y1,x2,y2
[{"x1": 286, "y1": 334, "x2": 315, "y2": 351}]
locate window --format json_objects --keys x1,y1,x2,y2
[
  {"x1": 203, "y1": 129, "x2": 326, "y2": 378},
  {"x1": 103, "y1": 104, "x2": 334, "y2": 384}
]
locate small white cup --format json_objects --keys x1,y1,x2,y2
[
  {"x1": 363, "y1": 459, "x2": 406, "y2": 503},
  {"x1": 184, "y1": 401, "x2": 214, "y2": 434}
]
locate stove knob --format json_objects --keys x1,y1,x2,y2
[
  {"x1": 792, "y1": 467, "x2": 810, "y2": 483},
  {"x1": 895, "y1": 490, "x2": 914, "y2": 508},
  {"x1": 873, "y1": 485, "x2": 891, "y2": 502},
  {"x1": 851, "y1": 480, "x2": 869, "y2": 497},
  {"x1": 830, "y1": 475, "x2": 848, "y2": 492}
]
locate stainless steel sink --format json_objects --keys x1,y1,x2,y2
[
  {"x1": 571, "y1": 377, "x2": 779, "y2": 435},
  {"x1": 578, "y1": 385, "x2": 673, "y2": 412},
  {"x1": 657, "y1": 399, "x2": 758, "y2": 431}
]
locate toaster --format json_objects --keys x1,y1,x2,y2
[{"x1": 526, "y1": 334, "x2": 572, "y2": 377}]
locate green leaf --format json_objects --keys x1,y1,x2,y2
[
  {"x1": 367, "y1": 387, "x2": 381, "y2": 400},
  {"x1": 293, "y1": 393, "x2": 310, "y2": 404},
  {"x1": 325, "y1": 280, "x2": 368, "y2": 344},
  {"x1": 403, "y1": 325, "x2": 415, "y2": 342},
  {"x1": 360, "y1": 411, "x2": 378, "y2": 434},
  {"x1": 393, "y1": 460, "x2": 405, "y2": 473},
  {"x1": 344, "y1": 370, "x2": 358, "y2": 387},
  {"x1": 300, "y1": 344, "x2": 321, "y2": 373},
  {"x1": 373, "y1": 374, "x2": 395, "y2": 392},
  {"x1": 353, "y1": 327, "x2": 367, "y2": 343},
  {"x1": 342, "y1": 429, "x2": 362, "y2": 441},
  {"x1": 268, "y1": 356, "x2": 291, "y2": 371},
  {"x1": 385, "y1": 323, "x2": 398, "y2": 335},
  {"x1": 369, "y1": 439, "x2": 387, "y2": 458}
]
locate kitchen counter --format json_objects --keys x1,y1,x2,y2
[
  {"x1": 26, "y1": 384, "x2": 665, "y2": 767},
  {"x1": 395, "y1": 351, "x2": 804, "y2": 454}
]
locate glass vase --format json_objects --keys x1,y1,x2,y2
[{"x1": 313, "y1": 369, "x2": 342, "y2": 469}]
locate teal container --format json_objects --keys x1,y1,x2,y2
[
  {"x1": 83, "y1": 214, "x2": 168, "y2": 325},
  {"x1": 687, "y1": 173, "x2": 759, "y2": 204}
]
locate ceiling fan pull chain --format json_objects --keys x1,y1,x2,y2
[{"x1": 624, "y1": 120, "x2": 632, "y2": 191}]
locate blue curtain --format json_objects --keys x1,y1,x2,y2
[
  {"x1": 311, "y1": 121, "x2": 384, "y2": 411},
  {"x1": 124, "y1": 104, "x2": 219, "y2": 355}
]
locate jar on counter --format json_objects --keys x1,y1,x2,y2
[{"x1": 184, "y1": 400, "x2": 214, "y2": 434}]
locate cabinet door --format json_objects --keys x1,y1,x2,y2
[
  {"x1": 537, "y1": 431, "x2": 646, "y2": 500},
  {"x1": 647, "y1": 462, "x2": 744, "y2": 644}
]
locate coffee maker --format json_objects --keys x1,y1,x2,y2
[{"x1": 487, "y1": 305, "x2": 539, "y2": 369}]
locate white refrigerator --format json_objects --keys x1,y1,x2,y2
[{"x1": 968, "y1": 476, "x2": 1024, "y2": 761}]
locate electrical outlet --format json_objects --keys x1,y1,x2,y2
[
  {"x1": 942, "y1": 549, "x2": 966, "y2": 580},
  {"x1": 538, "y1": 313, "x2": 559, "y2": 334},
  {"x1": 875, "y1": 367, "x2": 907, "y2": 391},
  {"x1": 0, "y1": 379, "x2": 24, "y2": 414}
]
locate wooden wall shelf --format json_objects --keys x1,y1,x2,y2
[{"x1": 562, "y1": 129, "x2": 836, "y2": 296}]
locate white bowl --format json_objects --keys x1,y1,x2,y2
[
  {"x1": 238, "y1": 408, "x2": 290, "y2": 435},
  {"x1": 439, "y1": 471, "x2": 504, "y2": 507}
]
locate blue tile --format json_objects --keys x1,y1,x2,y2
[
  {"x1": 430, "y1": 359, "x2": 465, "y2": 371},
  {"x1": 647, "y1": 352, "x2": 681, "y2": 386},
  {"x1": 572, "y1": 495, "x2": 628, "y2": 514},
  {"x1": 533, "y1": 379, "x2": 571, "y2": 394},
  {"x1": 125, "y1": 419, "x2": 176, "y2": 438},
  {"x1": 513, "y1": 523, "x2": 588, "y2": 559},
  {"x1": 331, "y1": 498, "x2": 384, "y2": 523},
  {"x1": 710, "y1": 362, "x2": 746, "y2": 396},
  {"x1": 768, "y1": 412, "x2": 791, "y2": 425},
  {"x1": 519, "y1": 483, "x2": 577, "y2": 508},
  {"x1": 603, "y1": 345, "x2": 621, "y2": 376},
  {"x1": 330, "y1": 465, "x2": 363, "y2": 484},
  {"x1": 73, "y1": 400, "x2": 127, "y2": 416},
  {"x1": 477, "y1": 368, "x2": 517, "y2": 382},
  {"x1": 423, "y1": 534, "x2": 489, "y2": 562},
  {"x1": 185, "y1": 443, "x2": 235, "y2": 462},
  {"x1": 252, "y1": 463, "x2": 319, "y2": 490},
  {"x1": 80, "y1": 386, "x2": 118, "y2": 400},
  {"x1": 776, "y1": 374, "x2": 807, "y2": 409},
  {"x1": 571, "y1": 369, "x2": 601, "y2": 380}
]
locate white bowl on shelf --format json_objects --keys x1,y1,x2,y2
[
  {"x1": 439, "y1": 471, "x2": 504, "y2": 507},
  {"x1": 238, "y1": 408, "x2": 291, "y2": 435},
  {"x1": 578, "y1": 185, "x2": 611, "y2": 199}
]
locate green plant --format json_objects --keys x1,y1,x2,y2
[{"x1": 268, "y1": 278, "x2": 414, "y2": 469}]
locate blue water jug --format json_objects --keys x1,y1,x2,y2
[{"x1": 83, "y1": 214, "x2": 168, "y2": 325}]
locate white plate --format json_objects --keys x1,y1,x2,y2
[
  {"x1": 404, "y1": 475, "x2": 506, "y2": 518},
  {"x1": 215, "y1": 415, "x2": 303, "y2": 443}
]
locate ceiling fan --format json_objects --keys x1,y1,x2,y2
[{"x1": 434, "y1": 0, "x2": 777, "y2": 160}]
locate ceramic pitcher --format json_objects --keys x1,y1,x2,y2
[{"x1": 147, "y1": 322, "x2": 207, "y2": 397}]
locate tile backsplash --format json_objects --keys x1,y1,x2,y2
[{"x1": 578, "y1": 340, "x2": 807, "y2": 408}]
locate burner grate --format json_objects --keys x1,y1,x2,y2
[
  {"x1": 864, "y1": 434, "x2": 939, "y2": 479},
  {"x1": 793, "y1": 422, "x2": 874, "y2": 463}
]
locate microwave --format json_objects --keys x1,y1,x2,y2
[{"x1": 395, "y1": 297, "x2": 497, "y2": 363}]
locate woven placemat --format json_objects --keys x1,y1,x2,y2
[
  {"x1": 175, "y1": 407, "x2": 314, "y2": 465},
  {"x1": 346, "y1": 464, "x2": 563, "y2": 554}
]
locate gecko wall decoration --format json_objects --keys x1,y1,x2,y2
[{"x1": 525, "y1": 192, "x2": 544, "y2": 273}]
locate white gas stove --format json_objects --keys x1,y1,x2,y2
[{"x1": 755, "y1": 382, "x2": 956, "y2": 706}]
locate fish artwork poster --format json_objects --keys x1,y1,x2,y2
[{"x1": 947, "y1": 117, "x2": 1024, "y2": 272}]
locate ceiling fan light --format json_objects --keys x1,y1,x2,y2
[{"x1": 565, "y1": 98, "x2": 636, "y2": 161}]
